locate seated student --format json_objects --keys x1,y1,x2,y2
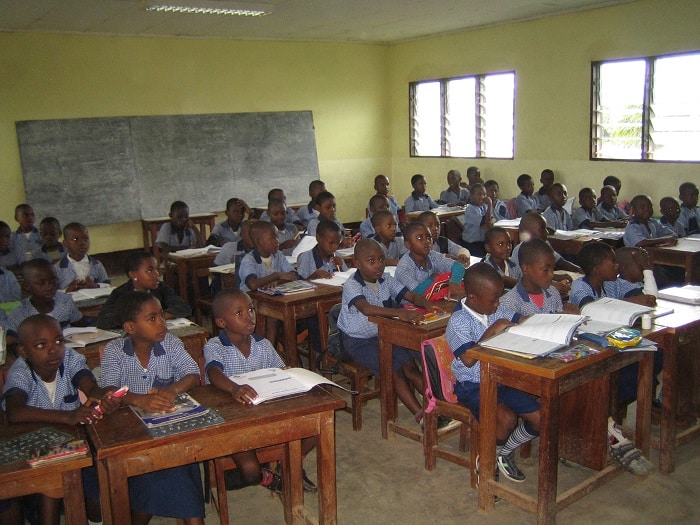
[
  {"x1": 337, "y1": 239, "x2": 442, "y2": 423},
  {"x1": 602, "y1": 175, "x2": 628, "y2": 212},
  {"x1": 296, "y1": 180, "x2": 326, "y2": 227},
  {"x1": 54, "y1": 222, "x2": 110, "y2": 291},
  {"x1": 11, "y1": 204, "x2": 42, "y2": 257},
  {"x1": 542, "y1": 182, "x2": 573, "y2": 231},
  {"x1": 514, "y1": 174, "x2": 539, "y2": 217},
  {"x1": 369, "y1": 211, "x2": 406, "y2": 265},
  {"x1": 446, "y1": 263, "x2": 539, "y2": 482},
  {"x1": 396, "y1": 223, "x2": 466, "y2": 301},
  {"x1": 205, "y1": 289, "x2": 318, "y2": 494},
  {"x1": 208, "y1": 197, "x2": 250, "y2": 247},
  {"x1": 659, "y1": 197, "x2": 686, "y2": 238},
  {"x1": 0, "y1": 221, "x2": 25, "y2": 269},
  {"x1": 461, "y1": 183, "x2": 493, "y2": 257},
  {"x1": 368, "y1": 174, "x2": 402, "y2": 227},
  {"x1": 155, "y1": 201, "x2": 204, "y2": 256},
  {"x1": 483, "y1": 226, "x2": 521, "y2": 289},
  {"x1": 416, "y1": 211, "x2": 470, "y2": 264},
  {"x1": 305, "y1": 191, "x2": 350, "y2": 242},
  {"x1": 597, "y1": 185, "x2": 628, "y2": 222},
  {"x1": 360, "y1": 194, "x2": 390, "y2": 239},
  {"x1": 615, "y1": 247, "x2": 659, "y2": 304},
  {"x1": 32, "y1": 216, "x2": 66, "y2": 262},
  {"x1": 268, "y1": 199, "x2": 300, "y2": 256},
  {"x1": 465, "y1": 166, "x2": 483, "y2": 186},
  {"x1": 1, "y1": 314, "x2": 119, "y2": 525},
  {"x1": 96, "y1": 252, "x2": 191, "y2": 329},
  {"x1": 404, "y1": 174, "x2": 439, "y2": 213},
  {"x1": 535, "y1": 168, "x2": 555, "y2": 211},
  {"x1": 297, "y1": 220, "x2": 347, "y2": 279},
  {"x1": 439, "y1": 169, "x2": 470, "y2": 205},
  {"x1": 623, "y1": 194, "x2": 677, "y2": 248},
  {"x1": 259, "y1": 188, "x2": 302, "y2": 228},
  {"x1": 100, "y1": 292, "x2": 204, "y2": 524},
  {"x1": 678, "y1": 182, "x2": 700, "y2": 235},
  {"x1": 572, "y1": 188, "x2": 606, "y2": 229},
  {"x1": 485, "y1": 180, "x2": 510, "y2": 221},
  {"x1": 211, "y1": 219, "x2": 256, "y2": 293},
  {"x1": 0, "y1": 266, "x2": 20, "y2": 303}
]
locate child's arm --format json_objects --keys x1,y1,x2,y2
[
  {"x1": 635, "y1": 237, "x2": 678, "y2": 248},
  {"x1": 122, "y1": 374, "x2": 199, "y2": 414},
  {"x1": 188, "y1": 221, "x2": 205, "y2": 248},
  {"x1": 352, "y1": 296, "x2": 424, "y2": 324},
  {"x1": 458, "y1": 318, "x2": 516, "y2": 367},
  {"x1": 246, "y1": 271, "x2": 297, "y2": 290},
  {"x1": 207, "y1": 366, "x2": 258, "y2": 405},
  {"x1": 4, "y1": 391, "x2": 102, "y2": 426},
  {"x1": 404, "y1": 290, "x2": 447, "y2": 313},
  {"x1": 502, "y1": 275, "x2": 519, "y2": 289}
]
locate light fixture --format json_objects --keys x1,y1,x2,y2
[{"x1": 143, "y1": 1, "x2": 271, "y2": 16}]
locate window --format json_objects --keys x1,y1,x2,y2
[
  {"x1": 591, "y1": 51, "x2": 700, "y2": 161},
  {"x1": 409, "y1": 72, "x2": 515, "y2": 158}
]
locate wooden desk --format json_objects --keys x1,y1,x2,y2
[
  {"x1": 74, "y1": 295, "x2": 109, "y2": 319},
  {"x1": 164, "y1": 252, "x2": 217, "y2": 305},
  {"x1": 648, "y1": 238, "x2": 700, "y2": 284},
  {"x1": 405, "y1": 205, "x2": 465, "y2": 222},
  {"x1": 250, "y1": 284, "x2": 342, "y2": 368},
  {"x1": 644, "y1": 300, "x2": 700, "y2": 473},
  {"x1": 142, "y1": 213, "x2": 218, "y2": 261},
  {"x1": 548, "y1": 234, "x2": 623, "y2": 257},
  {"x1": 87, "y1": 386, "x2": 344, "y2": 525},
  {"x1": 369, "y1": 314, "x2": 450, "y2": 439},
  {"x1": 0, "y1": 421, "x2": 92, "y2": 524},
  {"x1": 468, "y1": 345, "x2": 653, "y2": 525}
]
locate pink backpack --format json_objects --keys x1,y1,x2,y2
[{"x1": 421, "y1": 335, "x2": 458, "y2": 414}]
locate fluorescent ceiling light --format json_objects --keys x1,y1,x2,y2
[{"x1": 143, "y1": 1, "x2": 271, "y2": 16}]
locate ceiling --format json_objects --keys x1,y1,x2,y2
[{"x1": 0, "y1": 0, "x2": 634, "y2": 44}]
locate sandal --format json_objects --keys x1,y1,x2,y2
[{"x1": 609, "y1": 442, "x2": 655, "y2": 476}]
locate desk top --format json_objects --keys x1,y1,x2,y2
[
  {"x1": 249, "y1": 282, "x2": 343, "y2": 305},
  {"x1": 142, "y1": 213, "x2": 218, "y2": 224},
  {"x1": 652, "y1": 299, "x2": 700, "y2": 330},
  {"x1": 649, "y1": 238, "x2": 700, "y2": 254},
  {"x1": 406, "y1": 205, "x2": 465, "y2": 219}
]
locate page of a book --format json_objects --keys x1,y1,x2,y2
[
  {"x1": 658, "y1": 285, "x2": 700, "y2": 305},
  {"x1": 68, "y1": 285, "x2": 114, "y2": 301},
  {"x1": 63, "y1": 327, "x2": 121, "y2": 348},
  {"x1": 311, "y1": 270, "x2": 356, "y2": 287},
  {"x1": 170, "y1": 245, "x2": 221, "y2": 258},
  {"x1": 291, "y1": 235, "x2": 318, "y2": 257},
  {"x1": 259, "y1": 280, "x2": 317, "y2": 295},
  {"x1": 166, "y1": 318, "x2": 195, "y2": 329},
  {"x1": 580, "y1": 298, "x2": 652, "y2": 327},
  {"x1": 28, "y1": 439, "x2": 89, "y2": 467},
  {"x1": 209, "y1": 263, "x2": 236, "y2": 274},
  {"x1": 131, "y1": 392, "x2": 208, "y2": 427}
]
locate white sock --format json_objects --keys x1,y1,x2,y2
[{"x1": 608, "y1": 416, "x2": 630, "y2": 447}]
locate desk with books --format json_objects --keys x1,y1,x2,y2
[
  {"x1": 164, "y1": 252, "x2": 217, "y2": 305},
  {"x1": 648, "y1": 238, "x2": 700, "y2": 284},
  {"x1": 86, "y1": 385, "x2": 345, "y2": 525},
  {"x1": 142, "y1": 213, "x2": 218, "y2": 261}
]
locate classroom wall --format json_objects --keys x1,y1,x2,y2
[
  {"x1": 0, "y1": 33, "x2": 390, "y2": 253},
  {"x1": 386, "y1": 0, "x2": 700, "y2": 206}
]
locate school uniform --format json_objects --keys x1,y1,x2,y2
[
  {"x1": 0, "y1": 268, "x2": 21, "y2": 303},
  {"x1": 155, "y1": 222, "x2": 198, "y2": 248},
  {"x1": 623, "y1": 217, "x2": 675, "y2": 247},
  {"x1": 277, "y1": 223, "x2": 299, "y2": 255},
  {"x1": 439, "y1": 187, "x2": 469, "y2": 204},
  {"x1": 211, "y1": 240, "x2": 251, "y2": 294},
  {"x1": 238, "y1": 249, "x2": 297, "y2": 292},
  {"x1": 660, "y1": 217, "x2": 687, "y2": 238},
  {"x1": 371, "y1": 236, "x2": 407, "y2": 261},
  {"x1": 404, "y1": 192, "x2": 439, "y2": 213},
  {"x1": 305, "y1": 218, "x2": 346, "y2": 237},
  {"x1": 462, "y1": 203, "x2": 489, "y2": 243},
  {"x1": 8, "y1": 292, "x2": 81, "y2": 334},
  {"x1": 54, "y1": 254, "x2": 110, "y2": 290},
  {"x1": 515, "y1": 192, "x2": 539, "y2": 217},
  {"x1": 0, "y1": 242, "x2": 25, "y2": 268},
  {"x1": 536, "y1": 189, "x2": 551, "y2": 210},
  {"x1": 210, "y1": 220, "x2": 242, "y2": 245},
  {"x1": 337, "y1": 271, "x2": 415, "y2": 376},
  {"x1": 204, "y1": 332, "x2": 284, "y2": 382},
  {"x1": 367, "y1": 195, "x2": 402, "y2": 225},
  {"x1": 571, "y1": 206, "x2": 604, "y2": 229},
  {"x1": 499, "y1": 280, "x2": 563, "y2": 315},
  {"x1": 100, "y1": 333, "x2": 204, "y2": 519},
  {"x1": 260, "y1": 208, "x2": 301, "y2": 226},
  {"x1": 395, "y1": 251, "x2": 464, "y2": 292},
  {"x1": 597, "y1": 203, "x2": 628, "y2": 221},
  {"x1": 679, "y1": 205, "x2": 700, "y2": 235},
  {"x1": 0, "y1": 309, "x2": 9, "y2": 331},
  {"x1": 11, "y1": 227, "x2": 43, "y2": 256},
  {"x1": 31, "y1": 242, "x2": 67, "y2": 263},
  {"x1": 296, "y1": 202, "x2": 319, "y2": 227},
  {"x1": 492, "y1": 199, "x2": 510, "y2": 221},
  {"x1": 483, "y1": 254, "x2": 522, "y2": 281},
  {"x1": 297, "y1": 245, "x2": 348, "y2": 279},
  {"x1": 359, "y1": 217, "x2": 375, "y2": 238},
  {"x1": 511, "y1": 241, "x2": 563, "y2": 267},
  {"x1": 542, "y1": 205, "x2": 573, "y2": 231}
]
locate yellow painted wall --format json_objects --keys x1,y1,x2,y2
[
  {"x1": 0, "y1": 33, "x2": 389, "y2": 253},
  {"x1": 387, "y1": 0, "x2": 700, "y2": 206}
]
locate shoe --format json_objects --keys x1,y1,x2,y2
[
  {"x1": 497, "y1": 453, "x2": 526, "y2": 483},
  {"x1": 609, "y1": 442, "x2": 655, "y2": 476},
  {"x1": 437, "y1": 416, "x2": 461, "y2": 431},
  {"x1": 261, "y1": 467, "x2": 282, "y2": 495},
  {"x1": 474, "y1": 455, "x2": 499, "y2": 489},
  {"x1": 302, "y1": 470, "x2": 318, "y2": 493}
]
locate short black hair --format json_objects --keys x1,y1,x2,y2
[
  {"x1": 679, "y1": 182, "x2": 698, "y2": 194},
  {"x1": 578, "y1": 187, "x2": 594, "y2": 201},
  {"x1": 40, "y1": 216, "x2": 61, "y2": 229},
  {"x1": 410, "y1": 174, "x2": 425, "y2": 187},
  {"x1": 463, "y1": 262, "x2": 501, "y2": 291},
  {"x1": 630, "y1": 194, "x2": 652, "y2": 211},
  {"x1": 267, "y1": 188, "x2": 283, "y2": 200},
  {"x1": 603, "y1": 176, "x2": 621, "y2": 188},
  {"x1": 484, "y1": 226, "x2": 510, "y2": 245},
  {"x1": 316, "y1": 219, "x2": 341, "y2": 237},
  {"x1": 466, "y1": 166, "x2": 480, "y2": 178},
  {"x1": 374, "y1": 174, "x2": 388, "y2": 184},
  {"x1": 402, "y1": 221, "x2": 428, "y2": 240},
  {"x1": 0, "y1": 220, "x2": 11, "y2": 233},
  {"x1": 212, "y1": 288, "x2": 251, "y2": 320},
  {"x1": 249, "y1": 220, "x2": 276, "y2": 243},
  {"x1": 369, "y1": 194, "x2": 388, "y2": 211},
  {"x1": 353, "y1": 238, "x2": 383, "y2": 258},
  {"x1": 115, "y1": 291, "x2": 159, "y2": 326},
  {"x1": 370, "y1": 210, "x2": 394, "y2": 227},
  {"x1": 484, "y1": 180, "x2": 499, "y2": 190},
  {"x1": 309, "y1": 180, "x2": 325, "y2": 192},
  {"x1": 314, "y1": 191, "x2": 335, "y2": 207},
  {"x1": 225, "y1": 197, "x2": 245, "y2": 211},
  {"x1": 63, "y1": 222, "x2": 86, "y2": 237},
  {"x1": 547, "y1": 182, "x2": 566, "y2": 197},
  {"x1": 519, "y1": 238, "x2": 554, "y2": 267},
  {"x1": 125, "y1": 251, "x2": 155, "y2": 276},
  {"x1": 21, "y1": 258, "x2": 54, "y2": 280},
  {"x1": 18, "y1": 314, "x2": 60, "y2": 347},
  {"x1": 416, "y1": 211, "x2": 438, "y2": 225},
  {"x1": 577, "y1": 241, "x2": 615, "y2": 276},
  {"x1": 516, "y1": 174, "x2": 532, "y2": 188},
  {"x1": 267, "y1": 198, "x2": 286, "y2": 211},
  {"x1": 14, "y1": 204, "x2": 32, "y2": 218},
  {"x1": 169, "y1": 201, "x2": 188, "y2": 214}
]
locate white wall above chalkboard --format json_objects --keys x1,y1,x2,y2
[{"x1": 16, "y1": 111, "x2": 319, "y2": 226}]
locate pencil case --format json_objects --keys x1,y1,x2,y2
[{"x1": 606, "y1": 327, "x2": 642, "y2": 349}]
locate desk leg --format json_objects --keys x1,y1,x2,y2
[
  {"x1": 377, "y1": 334, "x2": 395, "y2": 439},
  {"x1": 284, "y1": 311, "x2": 301, "y2": 367},
  {"x1": 659, "y1": 333, "x2": 677, "y2": 474},
  {"x1": 96, "y1": 459, "x2": 114, "y2": 525},
  {"x1": 106, "y1": 460, "x2": 131, "y2": 524},
  {"x1": 61, "y1": 469, "x2": 88, "y2": 524},
  {"x1": 178, "y1": 260, "x2": 189, "y2": 304},
  {"x1": 478, "y1": 362, "x2": 498, "y2": 512},
  {"x1": 283, "y1": 440, "x2": 305, "y2": 524},
  {"x1": 636, "y1": 352, "x2": 653, "y2": 458},
  {"x1": 317, "y1": 410, "x2": 338, "y2": 525},
  {"x1": 537, "y1": 380, "x2": 559, "y2": 525}
]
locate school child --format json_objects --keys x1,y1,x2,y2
[
  {"x1": 8, "y1": 259, "x2": 83, "y2": 335},
  {"x1": 369, "y1": 211, "x2": 406, "y2": 265},
  {"x1": 678, "y1": 182, "x2": 700, "y2": 235},
  {"x1": 615, "y1": 247, "x2": 659, "y2": 302},
  {"x1": 100, "y1": 292, "x2": 204, "y2": 524},
  {"x1": 623, "y1": 195, "x2": 677, "y2": 248},
  {"x1": 485, "y1": 180, "x2": 510, "y2": 221},
  {"x1": 208, "y1": 197, "x2": 250, "y2": 246},
  {"x1": 268, "y1": 199, "x2": 300, "y2": 255},
  {"x1": 404, "y1": 174, "x2": 439, "y2": 213},
  {"x1": 416, "y1": 211, "x2": 470, "y2": 264},
  {"x1": 0, "y1": 266, "x2": 20, "y2": 303},
  {"x1": 53, "y1": 222, "x2": 110, "y2": 291},
  {"x1": 155, "y1": 201, "x2": 203, "y2": 255},
  {"x1": 0, "y1": 221, "x2": 25, "y2": 269},
  {"x1": 1, "y1": 314, "x2": 119, "y2": 525},
  {"x1": 369, "y1": 174, "x2": 401, "y2": 226},
  {"x1": 461, "y1": 183, "x2": 493, "y2": 256},
  {"x1": 337, "y1": 239, "x2": 441, "y2": 422},
  {"x1": 33, "y1": 216, "x2": 66, "y2": 262},
  {"x1": 536, "y1": 168, "x2": 554, "y2": 211},
  {"x1": 96, "y1": 252, "x2": 191, "y2": 329},
  {"x1": 572, "y1": 188, "x2": 608, "y2": 229},
  {"x1": 360, "y1": 194, "x2": 390, "y2": 238},
  {"x1": 514, "y1": 174, "x2": 539, "y2": 217},
  {"x1": 259, "y1": 188, "x2": 303, "y2": 228},
  {"x1": 396, "y1": 223, "x2": 466, "y2": 301},
  {"x1": 439, "y1": 169, "x2": 470, "y2": 205},
  {"x1": 11, "y1": 204, "x2": 42, "y2": 256},
  {"x1": 597, "y1": 185, "x2": 628, "y2": 222},
  {"x1": 296, "y1": 180, "x2": 326, "y2": 227},
  {"x1": 542, "y1": 182, "x2": 573, "y2": 231},
  {"x1": 305, "y1": 191, "x2": 349, "y2": 240},
  {"x1": 209, "y1": 220, "x2": 255, "y2": 294},
  {"x1": 659, "y1": 197, "x2": 686, "y2": 238},
  {"x1": 297, "y1": 220, "x2": 347, "y2": 279},
  {"x1": 465, "y1": 166, "x2": 483, "y2": 186},
  {"x1": 602, "y1": 175, "x2": 628, "y2": 212},
  {"x1": 204, "y1": 289, "x2": 318, "y2": 494},
  {"x1": 446, "y1": 263, "x2": 540, "y2": 482},
  {"x1": 483, "y1": 226, "x2": 521, "y2": 289}
]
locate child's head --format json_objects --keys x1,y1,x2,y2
[
  {"x1": 39, "y1": 217, "x2": 61, "y2": 249},
  {"x1": 417, "y1": 211, "x2": 440, "y2": 241},
  {"x1": 116, "y1": 291, "x2": 166, "y2": 342},
  {"x1": 484, "y1": 180, "x2": 500, "y2": 201},
  {"x1": 603, "y1": 176, "x2": 622, "y2": 195},
  {"x1": 368, "y1": 194, "x2": 389, "y2": 216},
  {"x1": 314, "y1": 191, "x2": 337, "y2": 221},
  {"x1": 315, "y1": 219, "x2": 342, "y2": 258},
  {"x1": 519, "y1": 239, "x2": 556, "y2": 291},
  {"x1": 518, "y1": 212, "x2": 548, "y2": 242},
  {"x1": 0, "y1": 221, "x2": 12, "y2": 252},
  {"x1": 540, "y1": 169, "x2": 554, "y2": 188},
  {"x1": 547, "y1": 183, "x2": 568, "y2": 210},
  {"x1": 15, "y1": 204, "x2": 36, "y2": 231},
  {"x1": 250, "y1": 221, "x2": 279, "y2": 257},
  {"x1": 371, "y1": 211, "x2": 397, "y2": 243},
  {"x1": 660, "y1": 197, "x2": 681, "y2": 224},
  {"x1": 353, "y1": 239, "x2": 386, "y2": 283},
  {"x1": 308, "y1": 180, "x2": 326, "y2": 200},
  {"x1": 402, "y1": 222, "x2": 432, "y2": 258},
  {"x1": 578, "y1": 188, "x2": 597, "y2": 211},
  {"x1": 267, "y1": 199, "x2": 287, "y2": 229},
  {"x1": 517, "y1": 174, "x2": 534, "y2": 195},
  {"x1": 600, "y1": 185, "x2": 618, "y2": 207},
  {"x1": 169, "y1": 201, "x2": 190, "y2": 229},
  {"x1": 374, "y1": 175, "x2": 390, "y2": 196},
  {"x1": 268, "y1": 188, "x2": 286, "y2": 203},
  {"x1": 17, "y1": 314, "x2": 65, "y2": 380},
  {"x1": 463, "y1": 263, "x2": 503, "y2": 315},
  {"x1": 679, "y1": 182, "x2": 699, "y2": 208},
  {"x1": 469, "y1": 183, "x2": 487, "y2": 207},
  {"x1": 21, "y1": 259, "x2": 58, "y2": 301},
  {"x1": 212, "y1": 289, "x2": 256, "y2": 337},
  {"x1": 466, "y1": 166, "x2": 482, "y2": 185},
  {"x1": 447, "y1": 169, "x2": 462, "y2": 189},
  {"x1": 410, "y1": 174, "x2": 427, "y2": 195},
  {"x1": 62, "y1": 222, "x2": 90, "y2": 260},
  {"x1": 125, "y1": 252, "x2": 160, "y2": 291},
  {"x1": 225, "y1": 198, "x2": 246, "y2": 226},
  {"x1": 629, "y1": 195, "x2": 653, "y2": 222},
  {"x1": 578, "y1": 241, "x2": 618, "y2": 280},
  {"x1": 484, "y1": 227, "x2": 513, "y2": 263},
  {"x1": 615, "y1": 247, "x2": 650, "y2": 284}
]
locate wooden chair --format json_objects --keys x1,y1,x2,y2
[
  {"x1": 443, "y1": 216, "x2": 464, "y2": 244},
  {"x1": 189, "y1": 256, "x2": 218, "y2": 334}
]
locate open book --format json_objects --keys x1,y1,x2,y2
[
  {"x1": 228, "y1": 367, "x2": 351, "y2": 405},
  {"x1": 311, "y1": 270, "x2": 356, "y2": 287},
  {"x1": 576, "y1": 298, "x2": 670, "y2": 335},
  {"x1": 481, "y1": 314, "x2": 586, "y2": 358},
  {"x1": 131, "y1": 392, "x2": 209, "y2": 428},
  {"x1": 63, "y1": 327, "x2": 121, "y2": 348},
  {"x1": 658, "y1": 285, "x2": 700, "y2": 305},
  {"x1": 259, "y1": 280, "x2": 316, "y2": 295}
]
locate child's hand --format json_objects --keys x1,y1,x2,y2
[
  {"x1": 553, "y1": 274, "x2": 572, "y2": 285},
  {"x1": 332, "y1": 255, "x2": 344, "y2": 269},
  {"x1": 82, "y1": 277, "x2": 99, "y2": 289},
  {"x1": 551, "y1": 280, "x2": 571, "y2": 296},
  {"x1": 636, "y1": 249, "x2": 653, "y2": 271},
  {"x1": 340, "y1": 237, "x2": 354, "y2": 249},
  {"x1": 68, "y1": 404, "x2": 103, "y2": 426},
  {"x1": 458, "y1": 253, "x2": 470, "y2": 266},
  {"x1": 279, "y1": 239, "x2": 298, "y2": 250},
  {"x1": 482, "y1": 319, "x2": 516, "y2": 340},
  {"x1": 659, "y1": 237, "x2": 678, "y2": 247},
  {"x1": 137, "y1": 390, "x2": 176, "y2": 413},
  {"x1": 310, "y1": 269, "x2": 333, "y2": 279},
  {"x1": 276, "y1": 272, "x2": 298, "y2": 282},
  {"x1": 448, "y1": 283, "x2": 466, "y2": 300},
  {"x1": 65, "y1": 280, "x2": 82, "y2": 293},
  {"x1": 562, "y1": 302, "x2": 580, "y2": 315},
  {"x1": 99, "y1": 390, "x2": 122, "y2": 415},
  {"x1": 396, "y1": 310, "x2": 423, "y2": 325},
  {"x1": 231, "y1": 384, "x2": 258, "y2": 405}
]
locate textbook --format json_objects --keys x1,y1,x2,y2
[
  {"x1": 63, "y1": 327, "x2": 121, "y2": 348},
  {"x1": 27, "y1": 439, "x2": 89, "y2": 468},
  {"x1": 131, "y1": 392, "x2": 209, "y2": 428},
  {"x1": 311, "y1": 270, "x2": 356, "y2": 287},
  {"x1": 481, "y1": 314, "x2": 586, "y2": 358},
  {"x1": 228, "y1": 367, "x2": 351, "y2": 405},
  {"x1": 576, "y1": 298, "x2": 672, "y2": 336},
  {"x1": 658, "y1": 285, "x2": 700, "y2": 305},
  {"x1": 259, "y1": 280, "x2": 317, "y2": 295}
]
